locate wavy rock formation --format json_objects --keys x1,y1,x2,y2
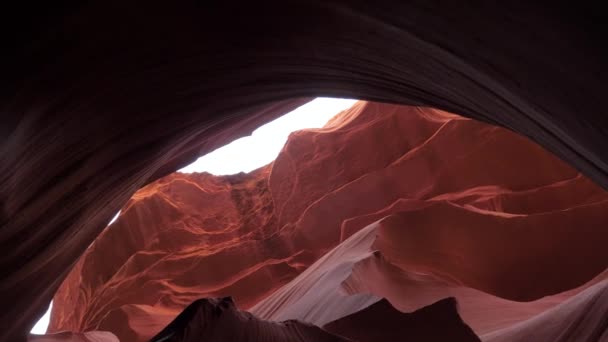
[
  {"x1": 47, "y1": 101, "x2": 608, "y2": 341},
  {"x1": 252, "y1": 207, "x2": 608, "y2": 336},
  {"x1": 4, "y1": 3, "x2": 606, "y2": 340},
  {"x1": 483, "y1": 279, "x2": 608, "y2": 342},
  {"x1": 50, "y1": 168, "x2": 301, "y2": 340}
]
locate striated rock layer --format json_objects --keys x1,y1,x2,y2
[
  {"x1": 482, "y1": 279, "x2": 608, "y2": 342},
  {"x1": 49, "y1": 102, "x2": 608, "y2": 340},
  {"x1": 4, "y1": 3, "x2": 607, "y2": 340},
  {"x1": 251, "y1": 206, "x2": 608, "y2": 336}
]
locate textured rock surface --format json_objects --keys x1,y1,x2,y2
[
  {"x1": 3, "y1": 3, "x2": 606, "y2": 340},
  {"x1": 27, "y1": 331, "x2": 118, "y2": 342},
  {"x1": 50, "y1": 167, "x2": 308, "y2": 341},
  {"x1": 252, "y1": 207, "x2": 608, "y2": 336},
  {"x1": 483, "y1": 279, "x2": 608, "y2": 342},
  {"x1": 49, "y1": 102, "x2": 608, "y2": 340}
]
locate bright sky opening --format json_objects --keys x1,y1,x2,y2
[
  {"x1": 30, "y1": 97, "x2": 356, "y2": 335},
  {"x1": 30, "y1": 302, "x2": 52, "y2": 335},
  {"x1": 179, "y1": 97, "x2": 357, "y2": 174}
]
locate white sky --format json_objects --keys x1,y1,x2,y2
[
  {"x1": 179, "y1": 98, "x2": 357, "y2": 174},
  {"x1": 30, "y1": 97, "x2": 356, "y2": 335},
  {"x1": 108, "y1": 211, "x2": 120, "y2": 225},
  {"x1": 30, "y1": 302, "x2": 52, "y2": 334}
]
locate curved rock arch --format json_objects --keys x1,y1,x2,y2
[{"x1": 1, "y1": 1, "x2": 606, "y2": 340}]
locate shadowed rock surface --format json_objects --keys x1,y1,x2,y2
[
  {"x1": 149, "y1": 297, "x2": 347, "y2": 342},
  {"x1": 323, "y1": 298, "x2": 480, "y2": 342},
  {"x1": 150, "y1": 296, "x2": 480, "y2": 342},
  {"x1": 3, "y1": 3, "x2": 607, "y2": 339}
]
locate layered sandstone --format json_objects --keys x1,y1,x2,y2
[
  {"x1": 5, "y1": 3, "x2": 607, "y2": 340},
  {"x1": 48, "y1": 101, "x2": 608, "y2": 340},
  {"x1": 252, "y1": 205, "x2": 608, "y2": 335}
]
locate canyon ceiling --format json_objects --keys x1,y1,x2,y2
[{"x1": 2, "y1": 1, "x2": 607, "y2": 341}]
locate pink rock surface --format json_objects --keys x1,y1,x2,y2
[
  {"x1": 483, "y1": 279, "x2": 608, "y2": 342},
  {"x1": 252, "y1": 211, "x2": 608, "y2": 335}
]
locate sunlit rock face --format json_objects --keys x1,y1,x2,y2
[{"x1": 49, "y1": 102, "x2": 608, "y2": 341}]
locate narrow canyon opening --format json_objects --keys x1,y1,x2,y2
[{"x1": 34, "y1": 99, "x2": 608, "y2": 341}]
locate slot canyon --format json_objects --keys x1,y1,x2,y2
[{"x1": 3, "y1": 2, "x2": 608, "y2": 342}]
